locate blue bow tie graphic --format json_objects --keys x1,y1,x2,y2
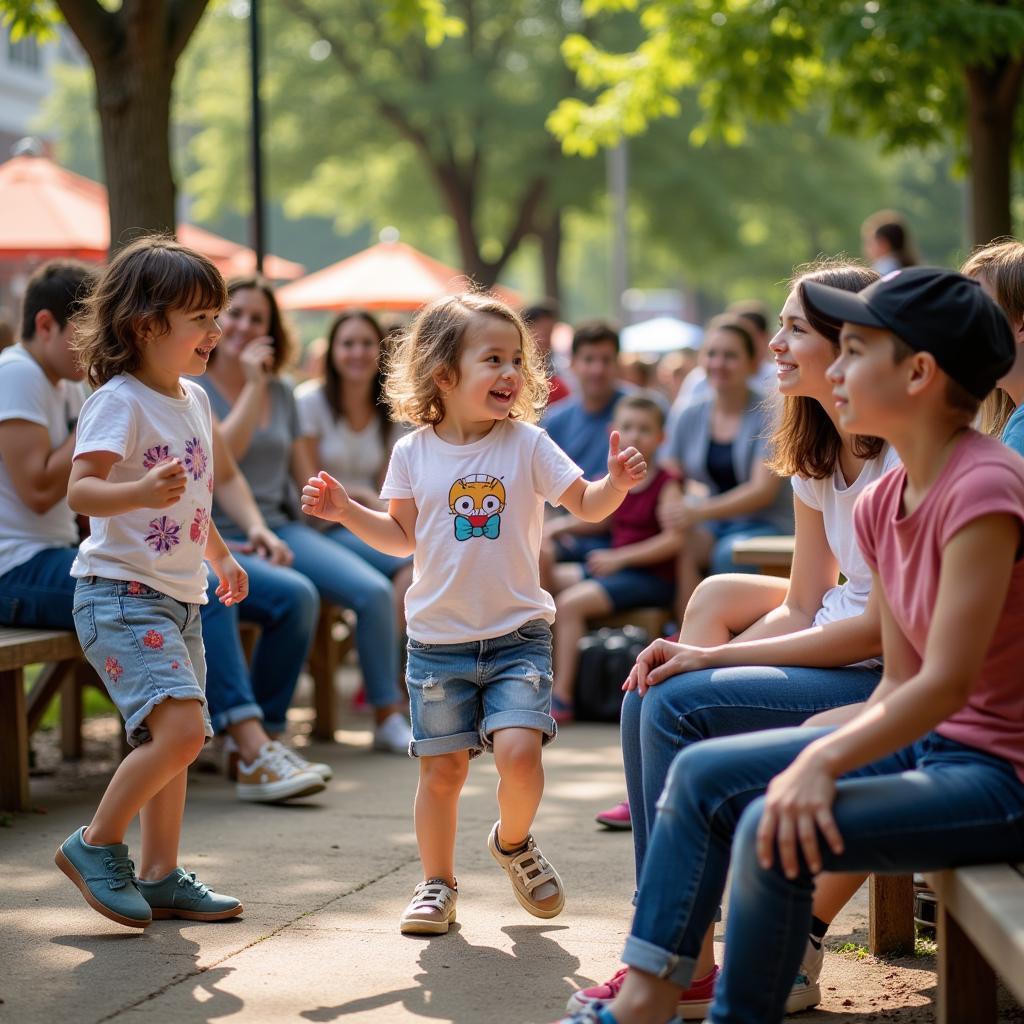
[{"x1": 454, "y1": 514, "x2": 500, "y2": 541}]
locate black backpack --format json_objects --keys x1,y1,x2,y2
[{"x1": 574, "y1": 626, "x2": 649, "y2": 723}]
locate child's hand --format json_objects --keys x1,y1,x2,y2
[
  {"x1": 136, "y1": 458, "x2": 187, "y2": 509},
  {"x1": 586, "y1": 548, "x2": 624, "y2": 577},
  {"x1": 607, "y1": 430, "x2": 647, "y2": 493},
  {"x1": 210, "y1": 553, "x2": 248, "y2": 606},
  {"x1": 301, "y1": 471, "x2": 351, "y2": 524}
]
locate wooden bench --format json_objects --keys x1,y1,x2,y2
[
  {"x1": 0, "y1": 626, "x2": 87, "y2": 811},
  {"x1": 731, "y1": 534, "x2": 797, "y2": 578},
  {"x1": 926, "y1": 864, "x2": 1024, "y2": 1022}
]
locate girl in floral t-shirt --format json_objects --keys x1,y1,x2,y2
[{"x1": 55, "y1": 238, "x2": 247, "y2": 931}]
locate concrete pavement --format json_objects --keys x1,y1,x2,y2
[{"x1": 2, "y1": 711, "x2": 945, "y2": 1023}]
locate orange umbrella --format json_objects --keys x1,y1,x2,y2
[
  {"x1": 276, "y1": 237, "x2": 521, "y2": 312},
  {"x1": 0, "y1": 155, "x2": 304, "y2": 279}
]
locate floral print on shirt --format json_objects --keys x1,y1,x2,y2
[
  {"x1": 142, "y1": 444, "x2": 170, "y2": 470},
  {"x1": 189, "y1": 507, "x2": 210, "y2": 547},
  {"x1": 183, "y1": 437, "x2": 207, "y2": 481},
  {"x1": 146, "y1": 515, "x2": 181, "y2": 554}
]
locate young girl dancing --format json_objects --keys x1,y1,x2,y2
[
  {"x1": 302, "y1": 293, "x2": 646, "y2": 935},
  {"x1": 55, "y1": 237, "x2": 247, "y2": 929}
]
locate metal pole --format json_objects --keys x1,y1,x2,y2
[
  {"x1": 249, "y1": 0, "x2": 265, "y2": 274},
  {"x1": 607, "y1": 141, "x2": 629, "y2": 322}
]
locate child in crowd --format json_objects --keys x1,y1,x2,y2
[
  {"x1": 301, "y1": 293, "x2": 646, "y2": 935},
  {"x1": 55, "y1": 238, "x2": 246, "y2": 929},
  {"x1": 547, "y1": 394, "x2": 682, "y2": 722},
  {"x1": 558, "y1": 267, "x2": 1024, "y2": 1024}
]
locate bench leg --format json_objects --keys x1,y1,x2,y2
[
  {"x1": 61, "y1": 666, "x2": 85, "y2": 761},
  {"x1": 869, "y1": 873, "x2": 915, "y2": 955},
  {"x1": 309, "y1": 608, "x2": 338, "y2": 741},
  {"x1": 936, "y1": 902, "x2": 997, "y2": 1024},
  {"x1": 0, "y1": 667, "x2": 30, "y2": 811}
]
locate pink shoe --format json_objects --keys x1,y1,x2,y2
[
  {"x1": 566, "y1": 965, "x2": 718, "y2": 1020},
  {"x1": 551, "y1": 695, "x2": 574, "y2": 724},
  {"x1": 594, "y1": 800, "x2": 632, "y2": 831}
]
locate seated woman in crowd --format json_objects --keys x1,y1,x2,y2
[
  {"x1": 546, "y1": 394, "x2": 682, "y2": 722},
  {"x1": 295, "y1": 310, "x2": 411, "y2": 630},
  {"x1": 197, "y1": 278, "x2": 411, "y2": 754},
  {"x1": 660, "y1": 316, "x2": 793, "y2": 613},
  {"x1": 580, "y1": 262, "x2": 895, "y2": 1019}
]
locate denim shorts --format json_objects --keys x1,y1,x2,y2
[
  {"x1": 405, "y1": 618, "x2": 557, "y2": 758},
  {"x1": 73, "y1": 576, "x2": 212, "y2": 748},
  {"x1": 584, "y1": 566, "x2": 676, "y2": 612}
]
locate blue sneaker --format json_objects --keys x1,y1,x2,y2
[
  {"x1": 138, "y1": 867, "x2": 243, "y2": 921},
  {"x1": 55, "y1": 826, "x2": 151, "y2": 928}
]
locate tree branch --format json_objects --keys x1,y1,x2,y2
[
  {"x1": 488, "y1": 175, "x2": 547, "y2": 279},
  {"x1": 53, "y1": 0, "x2": 116, "y2": 61},
  {"x1": 167, "y1": 0, "x2": 211, "y2": 64}
]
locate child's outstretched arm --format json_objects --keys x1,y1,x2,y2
[
  {"x1": 557, "y1": 430, "x2": 647, "y2": 524},
  {"x1": 755, "y1": 512, "x2": 1019, "y2": 878},
  {"x1": 301, "y1": 471, "x2": 416, "y2": 557},
  {"x1": 68, "y1": 451, "x2": 187, "y2": 518}
]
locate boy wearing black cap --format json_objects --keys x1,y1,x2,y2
[{"x1": 554, "y1": 268, "x2": 1024, "y2": 1024}]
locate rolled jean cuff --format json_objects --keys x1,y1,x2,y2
[
  {"x1": 480, "y1": 709, "x2": 557, "y2": 744},
  {"x1": 211, "y1": 701, "x2": 264, "y2": 735},
  {"x1": 622, "y1": 936, "x2": 696, "y2": 989},
  {"x1": 410, "y1": 729, "x2": 482, "y2": 759},
  {"x1": 262, "y1": 718, "x2": 287, "y2": 736}
]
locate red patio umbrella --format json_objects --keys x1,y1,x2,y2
[
  {"x1": 0, "y1": 155, "x2": 303, "y2": 279},
  {"x1": 276, "y1": 237, "x2": 521, "y2": 312}
]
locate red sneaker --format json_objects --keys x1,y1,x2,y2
[
  {"x1": 594, "y1": 800, "x2": 632, "y2": 831},
  {"x1": 566, "y1": 965, "x2": 718, "y2": 1020}
]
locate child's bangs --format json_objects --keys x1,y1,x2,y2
[{"x1": 155, "y1": 248, "x2": 228, "y2": 314}]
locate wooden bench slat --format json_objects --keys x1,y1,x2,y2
[
  {"x1": 0, "y1": 628, "x2": 80, "y2": 671},
  {"x1": 927, "y1": 865, "x2": 1024, "y2": 1006}
]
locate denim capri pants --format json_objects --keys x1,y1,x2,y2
[
  {"x1": 405, "y1": 618, "x2": 557, "y2": 758},
  {"x1": 73, "y1": 576, "x2": 212, "y2": 748}
]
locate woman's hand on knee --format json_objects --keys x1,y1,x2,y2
[{"x1": 623, "y1": 638, "x2": 710, "y2": 695}]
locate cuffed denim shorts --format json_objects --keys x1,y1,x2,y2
[
  {"x1": 73, "y1": 576, "x2": 212, "y2": 748},
  {"x1": 405, "y1": 618, "x2": 557, "y2": 758}
]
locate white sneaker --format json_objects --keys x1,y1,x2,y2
[
  {"x1": 786, "y1": 937, "x2": 823, "y2": 1013},
  {"x1": 271, "y1": 740, "x2": 333, "y2": 782},
  {"x1": 373, "y1": 712, "x2": 412, "y2": 754},
  {"x1": 236, "y1": 741, "x2": 326, "y2": 803}
]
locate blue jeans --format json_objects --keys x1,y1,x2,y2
[
  {"x1": 0, "y1": 544, "x2": 316, "y2": 736},
  {"x1": 405, "y1": 619, "x2": 556, "y2": 757},
  {"x1": 621, "y1": 664, "x2": 881, "y2": 876},
  {"x1": 705, "y1": 519, "x2": 782, "y2": 575},
  {"x1": 0, "y1": 547, "x2": 78, "y2": 628},
  {"x1": 202, "y1": 555, "x2": 319, "y2": 734},
  {"x1": 274, "y1": 521, "x2": 401, "y2": 708},
  {"x1": 625, "y1": 728, "x2": 1024, "y2": 1024},
  {"x1": 327, "y1": 525, "x2": 411, "y2": 579}
]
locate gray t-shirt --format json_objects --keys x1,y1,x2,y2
[{"x1": 195, "y1": 376, "x2": 300, "y2": 533}]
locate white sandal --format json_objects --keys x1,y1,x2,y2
[{"x1": 399, "y1": 878, "x2": 458, "y2": 935}]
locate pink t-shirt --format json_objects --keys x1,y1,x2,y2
[{"x1": 855, "y1": 430, "x2": 1024, "y2": 780}]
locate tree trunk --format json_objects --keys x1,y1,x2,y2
[
  {"x1": 537, "y1": 209, "x2": 563, "y2": 303},
  {"x1": 93, "y1": 60, "x2": 177, "y2": 250},
  {"x1": 965, "y1": 58, "x2": 1024, "y2": 246}
]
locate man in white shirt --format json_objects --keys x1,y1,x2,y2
[{"x1": 0, "y1": 261, "x2": 93, "y2": 627}]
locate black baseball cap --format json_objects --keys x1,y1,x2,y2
[{"x1": 802, "y1": 267, "x2": 1015, "y2": 400}]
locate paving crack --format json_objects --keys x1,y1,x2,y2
[{"x1": 94, "y1": 855, "x2": 419, "y2": 1023}]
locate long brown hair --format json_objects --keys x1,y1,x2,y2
[
  {"x1": 961, "y1": 240, "x2": 1024, "y2": 436},
  {"x1": 323, "y1": 309, "x2": 390, "y2": 439},
  {"x1": 223, "y1": 276, "x2": 296, "y2": 372},
  {"x1": 767, "y1": 260, "x2": 884, "y2": 479},
  {"x1": 74, "y1": 236, "x2": 226, "y2": 388}
]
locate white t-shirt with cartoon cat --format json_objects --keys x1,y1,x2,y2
[
  {"x1": 71, "y1": 375, "x2": 215, "y2": 604},
  {"x1": 381, "y1": 419, "x2": 583, "y2": 644}
]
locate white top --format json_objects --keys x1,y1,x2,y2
[
  {"x1": 790, "y1": 443, "x2": 902, "y2": 662},
  {"x1": 666, "y1": 359, "x2": 777, "y2": 440},
  {"x1": 0, "y1": 345, "x2": 85, "y2": 577},
  {"x1": 71, "y1": 375, "x2": 215, "y2": 604},
  {"x1": 380, "y1": 419, "x2": 583, "y2": 644},
  {"x1": 295, "y1": 379, "x2": 402, "y2": 494}
]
